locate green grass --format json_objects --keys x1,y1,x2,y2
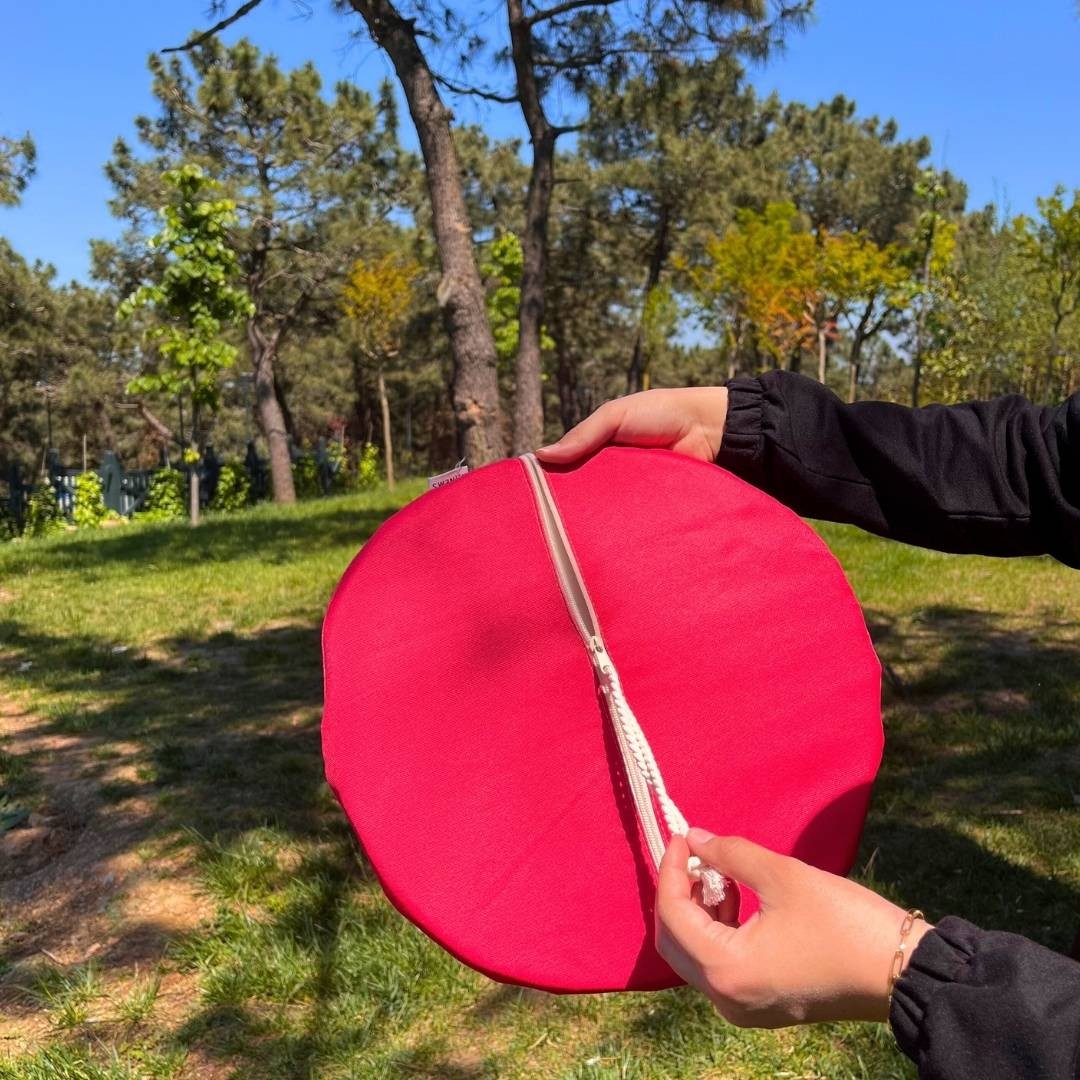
[{"x1": 1, "y1": 487, "x2": 1077, "y2": 1078}]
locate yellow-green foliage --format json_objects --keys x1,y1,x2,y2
[{"x1": 72, "y1": 471, "x2": 107, "y2": 529}]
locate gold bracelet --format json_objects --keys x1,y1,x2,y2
[{"x1": 887, "y1": 908, "x2": 925, "y2": 1006}]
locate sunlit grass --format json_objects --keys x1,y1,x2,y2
[{"x1": 0, "y1": 487, "x2": 1076, "y2": 1077}]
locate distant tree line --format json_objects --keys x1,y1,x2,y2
[{"x1": 3, "y1": 4, "x2": 1080, "y2": 504}]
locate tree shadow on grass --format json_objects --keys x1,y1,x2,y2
[
  {"x1": 0, "y1": 613, "x2": 344, "y2": 1022},
  {"x1": 2, "y1": 582, "x2": 1077, "y2": 1077},
  {"x1": 611, "y1": 602, "x2": 1080, "y2": 1074},
  {"x1": 0, "y1": 499, "x2": 401, "y2": 577}
]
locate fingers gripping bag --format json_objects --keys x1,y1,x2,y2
[{"x1": 321, "y1": 447, "x2": 883, "y2": 993}]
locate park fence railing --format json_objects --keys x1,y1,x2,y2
[{"x1": 4, "y1": 438, "x2": 343, "y2": 533}]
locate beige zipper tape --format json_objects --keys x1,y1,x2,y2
[{"x1": 520, "y1": 453, "x2": 726, "y2": 906}]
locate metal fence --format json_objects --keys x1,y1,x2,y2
[{"x1": 3, "y1": 438, "x2": 341, "y2": 532}]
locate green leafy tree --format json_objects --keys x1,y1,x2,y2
[
  {"x1": 585, "y1": 57, "x2": 775, "y2": 392},
  {"x1": 481, "y1": 233, "x2": 554, "y2": 366},
  {"x1": 774, "y1": 97, "x2": 964, "y2": 399},
  {"x1": 174, "y1": 0, "x2": 810, "y2": 458},
  {"x1": 342, "y1": 253, "x2": 422, "y2": 490},
  {"x1": 1015, "y1": 187, "x2": 1080, "y2": 400},
  {"x1": 100, "y1": 38, "x2": 405, "y2": 501},
  {"x1": 120, "y1": 164, "x2": 253, "y2": 525}
]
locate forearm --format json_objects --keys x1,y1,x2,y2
[
  {"x1": 890, "y1": 916, "x2": 1080, "y2": 1079},
  {"x1": 717, "y1": 371, "x2": 1080, "y2": 567}
]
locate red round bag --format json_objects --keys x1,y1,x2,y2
[{"x1": 322, "y1": 447, "x2": 882, "y2": 993}]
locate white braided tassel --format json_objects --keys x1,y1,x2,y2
[{"x1": 593, "y1": 638, "x2": 727, "y2": 907}]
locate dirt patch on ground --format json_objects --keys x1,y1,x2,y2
[{"x1": 0, "y1": 697, "x2": 210, "y2": 1053}]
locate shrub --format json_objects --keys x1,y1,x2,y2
[
  {"x1": 210, "y1": 461, "x2": 251, "y2": 513},
  {"x1": 325, "y1": 440, "x2": 349, "y2": 493},
  {"x1": 0, "y1": 500, "x2": 19, "y2": 541},
  {"x1": 140, "y1": 468, "x2": 186, "y2": 522},
  {"x1": 357, "y1": 442, "x2": 380, "y2": 490},
  {"x1": 292, "y1": 455, "x2": 320, "y2": 500},
  {"x1": 72, "y1": 470, "x2": 108, "y2": 529},
  {"x1": 24, "y1": 481, "x2": 65, "y2": 538}
]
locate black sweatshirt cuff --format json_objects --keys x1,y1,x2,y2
[
  {"x1": 889, "y1": 915, "x2": 1080, "y2": 1079},
  {"x1": 717, "y1": 377, "x2": 767, "y2": 480},
  {"x1": 890, "y1": 916, "x2": 976, "y2": 1059}
]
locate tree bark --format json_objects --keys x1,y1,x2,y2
[
  {"x1": 507, "y1": 0, "x2": 556, "y2": 453},
  {"x1": 847, "y1": 299, "x2": 876, "y2": 403},
  {"x1": 249, "y1": 320, "x2": 296, "y2": 503},
  {"x1": 551, "y1": 312, "x2": 582, "y2": 434},
  {"x1": 627, "y1": 201, "x2": 672, "y2": 394},
  {"x1": 348, "y1": 0, "x2": 508, "y2": 465},
  {"x1": 912, "y1": 219, "x2": 936, "y2": 409},
  {"x1": 132, "y1": 402, "x2": 177, "y2": 447},
  {"x1": 377, "y1": 364, "x2": 395, "y2": 490},
  {"x1": 817, "y1": 324, "x2": 828, "y2": 384},
  {"x1": 274, "y1": 367, "x2": 296, "y2": 439}
]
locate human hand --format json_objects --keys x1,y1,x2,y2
[
  {"x1": 655, "y1": 829, "x2": 932, "y2": 1028},
  {"x1": 535, "y1": 387, "x2": 729, "y2": 465}
]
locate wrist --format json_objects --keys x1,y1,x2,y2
[
  {"x1": 884, "y1": 909, "x2": 933, "y2": 1016},
  {"x1": 899, "y1": 917, "x2": 933, "y2": 975}
]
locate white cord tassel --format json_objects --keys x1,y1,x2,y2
[
  {"x1": 592, "y1": 638, "x2": 728, "y2": 907},
  {"x1": 519, "y1": 456, "x2": 729, "y2": 909}
]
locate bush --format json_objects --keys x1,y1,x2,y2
[
  {"x1": 357, "y1": 443, "x2": 380, "y2": 491},
  {"x1": 72, "y1": 471, "x2": 107, "y2": 529},
  {"x1": 292, "y1": 455, "x2": 320, "y2": 500},
  {"x1": 325, "y1": 440, "x2": 349, "y2": 493},
  {"x1": 0, "y1": 500, "x2": 19, "y2": 541},
  {"x1": 140, "y1": 468, "x2": 186, "y2": 522},
  {"x1": 24, "y1": 481, "x2": 64, "y2": 538},
  {"x1": 210, "y1": 462, "x2": 251, "y2": 513}
]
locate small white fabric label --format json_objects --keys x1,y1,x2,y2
[{"x1": 427, "y1": 460, "x2": 469, "y2": 489}]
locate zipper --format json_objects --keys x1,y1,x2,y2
[{"x1": 520, "y1": 453, "x2": 726, "y2": 904}]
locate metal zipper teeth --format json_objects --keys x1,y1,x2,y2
[{"x1": 520, "y1": 453, "x2": 668, "y2": 867}]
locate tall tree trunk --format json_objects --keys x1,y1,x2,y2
[
  {"x1": 817, "y1": 324, "x2": 828, "y2": 384},
  {"x1": 627, "y1": 202, "x2": 672, "y2": 394},
  {"x1": 508, "y1": 0, "x2": 555, "y2": 454},
  {"x1": 847, "y1": 300, "x2": 875, "y2": 404},
  {"x1": 249, "y1": 320, "x2": 296, "y2": 503},
  {"x1": 348, "y1": 343, "x2": 372, "y2": 447},
  {"x1": 274, "y1": 367, "x2": 296, "y2": 439},
  {"x1": 378, "y1": 364, "x2": 395, "y2": 490},
  {"x1": 348, "y1": 0, "x2": 507, "y2": 465},
  {"x1": 552, "y1": 314, "x2": 581, "y2": 434},
  {"x1": 912, "y1": 221, "x2": 936, "y2": 408}
]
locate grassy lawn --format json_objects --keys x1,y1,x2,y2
[{"x1": 1, "y1": 484, "x2": 1078, "y2": 1079}]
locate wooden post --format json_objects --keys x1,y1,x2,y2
[
  {"x1": 378, "y1": 365, "x2": 395, "y2": 491},
  {"x1": 189, "y1": 463, "x2": 200, "y2": 526}
]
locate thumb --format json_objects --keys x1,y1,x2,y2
[{"x1": 686, "y1": 829, "x2": 785, "y2": 896}]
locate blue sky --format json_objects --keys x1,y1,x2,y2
[{"x1": 3, "y1": 0, "x2": 1080, "y2": 284}]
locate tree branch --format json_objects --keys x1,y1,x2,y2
[
  {"x1": 433, "y1": 72, "x2": 519, "y2": 105},
  {"x1": 162, "y1": 0, "x2": 266, "y2": 53},
  {"x1": 526, "y1": 0, "x2": 617, "y2": 26},
  {"x1": 117, "y1": 401, "x2": 179, "y2": 446}
]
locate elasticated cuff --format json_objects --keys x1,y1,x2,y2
[
  {"x1": 717, "y1": 377, "x2": 767, "y2": 480},
  {"x1": 889, "y1": 916, "x2": 979, "y2": 1061}
]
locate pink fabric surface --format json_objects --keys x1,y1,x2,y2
[{"x1": 322, "y1": 447, "x2": 882, "y2": 992}]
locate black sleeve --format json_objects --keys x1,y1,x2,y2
[
  {"x1": 890, "y1": 916, "x2": 1080, "y2": 1079},
  {"x1": 716, "y1": 371, "x2": 1080, "y2": 567}
]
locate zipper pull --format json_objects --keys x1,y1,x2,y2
[{"x1": 589, "y1": 635, "x2": 614, "y2": 678}]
